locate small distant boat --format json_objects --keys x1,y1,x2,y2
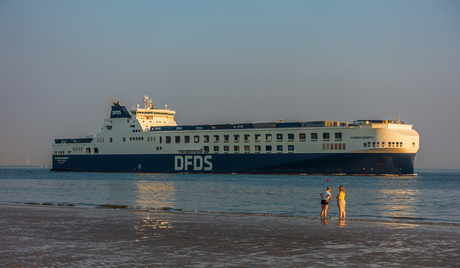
[{"x1": 52, "y1": 95, "x2": 419, "y2": 175}]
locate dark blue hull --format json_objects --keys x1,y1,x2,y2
[{"x1": 52, "y1": 153, "x2": 416, "y2": 175}]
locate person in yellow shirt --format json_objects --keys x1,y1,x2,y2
[{"x1": 336, "y1": 185, "x2": 346, "y2": 219}]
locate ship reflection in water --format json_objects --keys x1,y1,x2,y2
[
  {"x1": 376, "y1": 188, "x2": 421, "y2": 221},
  {"x1": 134, "y1": 180, "x2": 176, "y2": 210},
  {"x1": 133, "y1": 180, "x2": 176, "y2": 240}
]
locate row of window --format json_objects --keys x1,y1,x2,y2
[
  {"x1": 363, "y1": 141, "x2": 406, "y2": 148},
  {"x1": 139, "y1": 132, "x2": 343, "y2": 144},
  {"x1": 55, "y1": 148, "x2": 99, "y2": 155},
  {"x1": 199, "y1": 145, "x2": 296, "y2": 153},
  {"x1": 322, "y1": 143, "x2": 347, "y2": 150},
  {"x1": 101, "y1": 132, "x2": 344, "y2": 144}
]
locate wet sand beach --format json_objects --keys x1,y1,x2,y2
[{"x1": 1, "y1": 204, "x2": 459, "y2": 267}]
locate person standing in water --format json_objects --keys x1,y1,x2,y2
[
  {"x1": 320, "y1": 186, "x2": 332, "y2": 218},
  {"x1": 336, "y1": 185, "x2": 346, "y2": 219}
]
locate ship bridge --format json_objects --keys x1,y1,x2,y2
[{"x1": 130, "y1": 95, "x2": 177, "y2": 129}]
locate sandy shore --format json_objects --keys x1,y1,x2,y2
[{"x1": 0, "y1": 204, "x2": 459, "y2": 267}]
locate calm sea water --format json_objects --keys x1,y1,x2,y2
[{"x1": 1, "y1": 168, "x2": 459, "y2": 225}]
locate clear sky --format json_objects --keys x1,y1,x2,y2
[{"x1": 1, "y1": 0, "x2": 459, "y2": 168}]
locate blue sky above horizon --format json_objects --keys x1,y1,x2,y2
[{"x1": 1, "y1": 0, "x2": 459, "y2": 168}]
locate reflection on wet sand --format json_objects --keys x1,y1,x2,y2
[{"x1": 134, "y1": 213, "x2": 174, "y2": 241}]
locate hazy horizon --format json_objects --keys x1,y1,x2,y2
[{"x1": 1, "y1": 0, "x2": 459, "y2": 169}]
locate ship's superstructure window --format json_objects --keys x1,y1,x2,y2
[
  {"x1": 311, "y1": 133, "x2": 318, "y2": 141},
  {"x1": 213, "y1": 146, "x2": 219, "y2": 153},
  {"x1": 266, "y1": 145, "x2": 272, "y2": 153},
  {"x1": 110, "y1": 138, "x2": 113, "y2": 143},
  {"x1": 204, "y1": 135, "x2": 209, "y2": 143},
  {"x1": 203, "y1": 146, "x2": 209, "y2": 153},
  {"x1": 277, "y1": 145, "x2": 283, "y2": 153},
  {"x1": 324, "y1": 143, "x2": 347, "y2": 150},
  {"x1": 94, "y1": 148, "x2": 99, "y2": 154},
  {"x1": 299, "y1": 133, "x2": 306, "y2": 142},
  {"x1": 266, "y1": 134, "x2": 272, "y2": 142},
  {"x1": 185, "y1": 136, "x2": 190, "y2": 143},
  {"x1": 255, "y1": 134, "x2": 261, "y2": 142},
  {"x1": 335, "y1": 132, "x2": 342, "y2": 141},
  {"x1": 255, "y1": 145, "x2": 261, "y2": 153},
  {"x1": 288, "y1": 145, "x2": 294, "y2": 153},
  {"x1": 234, "y1": 135, "x2": 240, "y2": 142},
  {"x1": 244, "y1": 146, "x2": 250, "y2": 153},
  {"x1": 277, "y1": 134, "x2": 283, "y2": 142},
  {"x1": 224, "y1": 146, "x2": 229, "y2": 153},
  {"x1": 175, "y1": 136, "x2": 180, "y2": 143},
  {"x1": 234, "y1": 146, "x2": 239, "y2": 153},
  {"x1": 323, "y1": 133, "x2": 330, "y2": 141},
  {"x1": 123, "y1": 137, "x2": 126, "y2": 142},
  {"x1": 106, "y1": 126, "x2": 112, "y2": 130},
  {"x1": 288, "y1": 133, "x2": 294, "y2": 142},
  {"x1": 224, "y1": 135, "x2": 229, "y2": 143},
  {"x1": 166, "y1": 136, "x2": 171, "y2": 144},
  {"x1": 213, "y1": 135, "x2": 219, "y2": 143},
  {"x1": 194, "y1": 136, "x2": 199, "y2": 143},
  {"x1": 244, "y1": 134, "x2": 250, "y2": 142}
]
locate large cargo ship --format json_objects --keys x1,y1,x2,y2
[{"x1": 52, "y1": 96, "x2": 419, "y2": 175}]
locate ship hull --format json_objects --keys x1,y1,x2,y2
[{"x1": 52, "y1": 153, "x2": 416, "y2": 175}]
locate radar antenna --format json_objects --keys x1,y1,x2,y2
[{"x1": 143, "y1": 95, "x2": 153, "y2": 109}]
